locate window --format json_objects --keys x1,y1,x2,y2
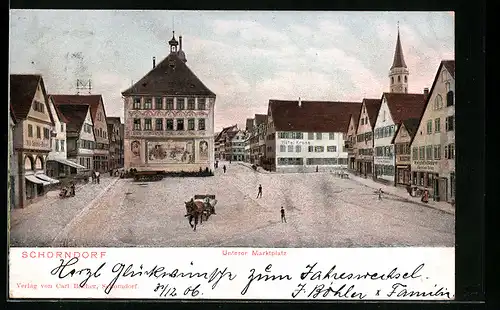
[
  {"x1": 327, "y1": 146, "x2": 337, "y2": 152},
  {"x1": 329, "y1": 133, "x2": 335, "y2": 140},
  {"x1": 391, "y1": 77, "x2": 394, "y2": 84},
  {"x1": 166, "y1": 119, "x2": 174, "y2": 130},
  {"x1": 61, "y1": 124, "x2": 64, "y2": 132},
  {"x1": 361, "y1": 118, "x2": 364, "y2": 125},
  {"x1": 426, "y1": 120, "x2": 433, "y2": 134},
  {"x1": 198, "y1": 98, "x2": 206, "y2": 110},
  {"x1": 404, "y1": 76, "x2": 407, "y2": 83},
  {"x1": 383, "y1": 111, "x2": 386, "y2": 121},
  {"x1": 412, "y1": 147, "x2": 418, "y2": 160},
  {"x1": 133, "y1": 119, "x2": 141, "y2": 130},
  {"x1": 188, "y1": 118, "x2": 195, "y2": 130},
  {"x1": 280, "y1": 145, "x2": 286, "y2": 152},
  {"x1": 444, "y1": 145, "x2": 449, "y2": 159},
  {"x1": 176, "y1": 98, "x2": 185, "y2": 110},
  {"x1": 155, "y1": 119, "x2": 163, "y2": 131},
  {"x1": 434, "y1": 145, "x2": 441, "y2": 159},
  {"x1": 60, "y1": 140, "x2": 65, "y2": 152},
  {"x1": 295, "y1": 145, "x2": 301, "y2": 153},
  {"x1": 448, "y1": 143, "x2": 455, "y2": 159},
  {"x1": 176, "y1": 119, "x2": 184, "y2": 131},
  {"x1": 55, "y1": 140, "x2": 59, "y2": 151},
  {"x1": 308, "y1": 132, "x2": 314, "y2": 140},
  {"x1": 314, "y1": 146, "x2": 324, "y2": 152},
  {"x1": 435, "y1": 118, "x2": 441, "y2": 132},
  {"x1": 43, "y1": 128, "x2": 50, "y2": 139},
  {"x1": 133, "y1": 97, "x2": 141, "y2": 109},
  {"x1": 187, "y1": 98, "x2": 195, "y2": 110},
  {"x1": 287, "y1": 145, "x2": 293, "y2": 152},
  {"x1": 434, "y1": 95, "x2": 443, "y2": 110},
  {"x1": 166, "y1": 98, "x2": 174, "y2": 110},
  {"x1": 316, "y1": 133, "x2": 322, "y2": 140},
  {"x1": 442, "y1": 70, "x2": 447, "y2": 81},
  {"x1": 33, "y1": 100, "x2": 44, "y2": 113},
  {"x1": 419, "y1": 146, "x2": 425, "y2": 160},
  {"x1": 144, "y1": 118, "x2": 152, "y2": 130},
  {"x1": 308, "y1": 146, "x2": 314, "y2": 152},
  {"x1": 398, "y1": 76, "x2": 401, "y2": 82},
  {"x1": 144, "y1": 98, "x2": 152, "y2": 109},
  {"x1": 36, "y1": 126, "x2": 41, "y2": 138},
  {"x1": 198, "y1": 119, "x2": 206, "y2": 130},
  {"x1": 447, "y1": 91, "x2": 454, "y2": 106},
  {"x1": 446, "y1": 116, "x2": 454, "y2": 131},
  {"x1": 425, "y1": 146, "x2": 433, "y2": 160},
  {"x1": 155, "y1": 98, "x2": 163, "y2": 110}
]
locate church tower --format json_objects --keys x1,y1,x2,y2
[{"x1": 389, "y1": 24, "x2": 409, "y2": 93}]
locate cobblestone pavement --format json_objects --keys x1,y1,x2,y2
[
  {"x1": 10, "y1": 176, "x2": 119, "y2": 247},
  {"x1": 53, "y1": 160, "x2": 454, "y2": 248}
]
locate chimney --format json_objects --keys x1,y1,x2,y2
[
  {"x1": 298, "y1": 97, "x2": 302, "y2": 107},
  {"x1": 153, "y1": 57, "x2": 156, "y2": 68},
  {"x1": 179, "y1": 36, "x2": 183, "y2": 51},
  {"x1": 424, "y1": 87, "x2": 429, "y2": 98}
]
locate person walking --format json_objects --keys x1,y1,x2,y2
[
  {"x1": 377, "y1": 188, "x2": 383, "y2": 200},
  {"x1": 280, "y1": 207, "x2": 287, "y2": 223},
  {"x1": 223, "y1": 165, "x2": 227, "y2": 173},
  {"x1": 96, "y1": 171, "x2": 100, "y2": 184},
  {"x1": 421, "y1": 190, "x2": 429, "y2": 203},
  {"x1": 256, "y1": 184, "x2": 263, "y2": 198}
]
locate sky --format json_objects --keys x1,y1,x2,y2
[{"x1": 9, "y1": 10, "x2": 454, "y2": 132}]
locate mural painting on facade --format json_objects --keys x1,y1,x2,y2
[
  {"x1": 131, "y1": 140, "x2": 141, "y2": 158},
  {"x1": 147, "y1": 139, "x2": 195, "y2": 164},
  {"x1": 199, "y1": 140, "x2": 208, "y2": 161}
]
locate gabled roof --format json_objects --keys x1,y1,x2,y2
[
  {"x1": 391, "y1": 118, "x2": 421, "y2": 144},
  {"x1": 215, "y1": 124, "x2": 238, "y2": 141},
  {"x1": 363, "y1": 98, "x2": 382, "y2": 129},
  {"x1": 254, "y1": 114, "x2": 267, "y2": 126},
  {"x1": 10, "y1": 105, "x2": 17, "y2": 124},
  {"x1": 50, "y1": 95, "x2": 106, "y2": 125},
  {"x1": 10, "y1": 74, "x2": 52, "y2": 122},
  {"x1": 442, "y1": 60, "x2": 455, "y2": 79},
  {"x1": 383, "y1": 92, "x2": 426, "y2": 125},
  {"x1": 55, "y1": 104, "x2": 91, "y2": 133},
  {"x1": 121, "y1": 53, "x2": 216, "y2": 97},
  {"x1": 245, "y1": 118, "x2": 254, "y2": 131},
  {"x1": 50, "y1": 98, "x2": 69, "y2": 123},
  {"x1": 349, "y1": 104, "x2": 363, "y2": 130},
  {"x1": 269, "y1": 99, "x2": 362, "y2": 132},
  {"x1": 106, "y1": 116, "x2": 122, "y2": 125},
  {"x1": 409, "y1": 60, "x2": 455, "y2": 145}
]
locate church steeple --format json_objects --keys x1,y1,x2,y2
[
  {"x1": 169, "y1": 31, "x2": 179, "y2": 54},
  {"x1": 389, "y1": 22, "x2": 409, "y2": 93}
]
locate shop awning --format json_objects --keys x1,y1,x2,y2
[
  {"x1": 50, "y1": 158, "x2": 87, "y2": 169},
  {"x1": 25, "y1": 175, "x2": 50, "y2": 185},
  {"x1": 35, "y1": 173, "x2": 60, "y2": 185}
]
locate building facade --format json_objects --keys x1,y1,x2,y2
[
  {"x1": 410, "y1": 60, "x2": 455, "y2": 203},
  {"x1": 51, "y1": 95, "x2": 110, "y2": 173},
  {"x1": 57, "y1": 104, "x2": 96, "y2": 171},
  {"x1": 122, "y1": 32, "x2": 216, "y2": 172},
  {"x1": 346, "y1": 111, "x2": 361, "y2": 171},
  {"x1": 373, "y1": 93, "x2": 426, "y2": 183},
  {"x1": 391, "y1": 118, "x2": 420, "y2": 186},
  {"x1": 10, "y1": 74, "x2": 59, "y2": 208},
  {"x1": 227, "y1": 130, "x2": 246, "y2": 161},
  {"x1": 46, "y1": 96, "x2": 87, "y2": 178},
  {"x1": 249, "y1": 114, "x2": 267, "y2": 164},
  {"x1": 265, "y1": 99, "x2": 361, "y2": 173},
  {"x1": 215, "y1": 125, "x2": 237, "y2": 161},
  {"x1": 354, "y1": 99, "x2": 381, "y2": 178},
  {"x1": 107, "y1": 116, "x2": 124, "y2": 171}
]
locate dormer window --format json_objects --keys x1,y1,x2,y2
[{"x1": 168, "y1": 59, "x2": 176, "y2": 69}]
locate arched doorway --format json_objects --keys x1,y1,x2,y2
[{"x1": 24, "y1": 155, "x2": 35, "y2": 200}]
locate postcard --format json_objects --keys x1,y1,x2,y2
[{"x1": 8, "y1": 10, "x2": 455, "y2": 300}]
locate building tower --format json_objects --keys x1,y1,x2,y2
[
  {"x1": 169, "y1": 31, "x2": 179, "y2": 54},
  {"x1": 389, "y1": 23, "x2": 409, "y2": 93}
]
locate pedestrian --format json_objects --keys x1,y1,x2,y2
[
  {"x1": 96, "y1": 171, "x2": 100, "y2": 184},
  {"x1": 377, "y1": 188, "x2": 383, "y2": 200},
  {"x1": 70, "y1": 182, "x2": 76, "y2": 196},
  {"x1": 280, "y1": 207, "x2": 286, "y2": 223},
  {"x1": 421, "y1": 190, "x2": 429, "y2": 203},
  {"x1": 223, "y1": 165, "x2": 227, "y2": 173},
  {"x1": 229, "y1": 159, "x2": 232, "y2": 164},
  {"x1": 256, "y1": 184, "x2": 263, "y2": 198}
]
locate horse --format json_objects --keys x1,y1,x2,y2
[
  {"x1": 184, "y1": 200, "x2": 205, "y2": 231},
  {"x1": 194, "y1": 197, "x2": 218, "y2": 221}
]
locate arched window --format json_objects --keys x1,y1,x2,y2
[
  {"x1": 398, "y1": 76, "x2": 401, "y2": 82},
  {"x1": 24, "y1": 156, "x2": 34, "y2": 171},
  {"x1": 35, "y1": 156, "x2": 43, "y2": 170},
  {"x1": 446, "y1": 91, "x2": 454, "y2": 106},
  {"x1": 391, "y1": 77, "x2": 394, "y2": 84},
  {"x1": 435, "y1": 95, "x2": 443, "y2": 110},
  {"x1": 404, "y1": 76, "x2": 408, "y2": 83}
]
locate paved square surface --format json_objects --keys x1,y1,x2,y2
[{"x1": 10, "y1": 161, "x2": 454, "y2": 248}]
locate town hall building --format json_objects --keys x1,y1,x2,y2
[{"x1": 122, "y1": 31, "x2": 216, "y2": 172}]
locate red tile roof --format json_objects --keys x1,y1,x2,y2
[
  {"x1": 215, "y1": 124, "x2": 238, "y2": 141},
  {"x1": 121, "y1": 53, "x2": 216, "y2": 97},
  {"x1": 10, "y1": 74, "x2": 43, "y2": 120},
  {"x1": 50, "y1": 94, "x2": 105, "y2": 125},
  {"x1": 55, "y1": 104, "x2": 91, "y2": 134},
  {"x1": 383, "y1": 92, "x2": 426, "y2": 125},
  {"x1": 50, "y1": 98, "x2": 69, "y2": 123},
  {"x1": 363, "y1": 98, "x2": 382, "y2": 129},
  {"x1": 269, "y1": 99, "x2": 362, "y2": 132}
]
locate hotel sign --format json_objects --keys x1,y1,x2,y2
[
  {"x1": 280, "y1": 140, "x2": 311, "y2": 146},
  {"x1": 396, "y1": 155, "x2": 411, "y2": 164},
  {"x1": 25, "y1": 139, "x2": 50, "y2": 149},
  {"x1": 413, "y1": 160, "x2": 438, "y2": 172}
]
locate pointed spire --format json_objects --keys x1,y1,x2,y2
[{"x1": 391, "y1": 24, "x2": 407, "y2": 69}]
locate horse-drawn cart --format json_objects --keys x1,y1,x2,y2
[{"x1": 184, "y1": 194, "x2": 218, "y2": 231}]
